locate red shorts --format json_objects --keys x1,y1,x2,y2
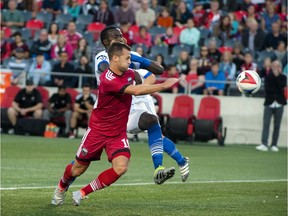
[{"x1": 75, "y1": 127, "x2": 131, "y2": 164}]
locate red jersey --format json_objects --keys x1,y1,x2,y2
[{"x1": 89, "y1": 68, "x2": 135, "y2": 137}]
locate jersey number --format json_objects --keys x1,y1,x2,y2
[{"x1": 121, "y1": 139, "x2": 130, "y2": 148}]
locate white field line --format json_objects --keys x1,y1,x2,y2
[{"x1": 0, "y1": 179, "x2": 287, "y2": 191}]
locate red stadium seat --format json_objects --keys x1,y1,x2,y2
[
  {"x1": 26, "y1": 19, "x2": 44, "y2": 37},
  {"x1": 87, "y1": 22, "x2": 106, "y2": 41},
  {"x1": 284, "y1": 87, "x2": 288, "y2": 100},
  {"x1": 0, "y1": 85, "x2": 21, "y2": 108},
  {"x1": 194, "y1": 96, "x2": 226, "y2": 145},
  {"x1": 1, "y1": 27, "x2": 12, "y2": 39},
  {"x1": 165, "y1": 95, "x2": 195, "y2": 142},
  {"x1": 129, "y1": 25, "x2": 140, "y2": 38},
  {"x1": 66, "y1": 88, "x2": 79, "y2": 106},
  {"x1": 173, "y1": 26, "x2": 186, "y2": 37},
  {"x1": 36, "y1": 86, "x2": 49, "y2": 108}
]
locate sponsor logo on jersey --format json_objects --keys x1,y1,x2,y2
[
  {"x1": 128, "y1": 77, "x2": 132, "y2": 82},
  {"x1": 96, "y1": 55, "x2": 108, "y2": 61},
  {"x1": 106, "y1": 71, "x2": 116, "y2": 81}
]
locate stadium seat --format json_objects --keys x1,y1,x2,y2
[
  {"x1": 150, "y1": 45, "x2": 169, "y2": 57},
  {"x1": 76, "y1": 14, "x2": 94, "y2": 25},
  {"x1": 19, "y1": 28, "x2": 32, "y2": 40},
  {"x1": 224, "y1": 39, "x2": 237, "y2": 48},
  {"x1": 129, "y1": 25, "x2": 140, "y2": 38},
  {"x1": 164, "y1": 55, "x2": 178, "y2": 66},
  {"x1": 204, "y1": 37, "x2": 222, "y2": 48},
  {"x1": 55, "y1": 14, "x2": 73, "y2": 24},
  {"x1": 194, "y1": 96, "x2": 226, "y2": 145},
  {"x1": 1, "y1": 26, "x2": 12, "y2": 38},
  {"x1": 165, "y1": 95, "x2": 195, "y2": 142},
  {"x1": 25, "y1": 20, "x2": 44, "y2": 37},
  {"x1": 82, "y1": 31, "x2": 94, "y2": 45},
  {"x1": 0, "y1": 85, "x2": 21, "y2": 108},
  {"x1": 149, "y1": 26, "x2": 166, "y2": 37},
  {"x1": 76, "y1": 22, "x2": 86, "y2": 32},
  {"x1": 256, "y1": 50, "x2": 277, "y2": 62},
  {"x1": 66, "y1": 88, "x2": 79, "y2": 106},
  {"x1": 36, "y1": 86, "x2": 49, "y2": 108},
  {"x1": 87, "y1": 22, "x2": 106, "y2": 41},
  {"x1": 36, "y1": 11, "x2": 53, "y2": 24},
  {"x1": 172, "y1": 44, "x2": 192, "y2": 56},
  {"x1": 22, "y1": 10, "x2": 32, "y2": 23}
]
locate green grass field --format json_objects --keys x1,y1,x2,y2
[{"x1": 1, "y1": 134, "x2": 287, "y2": 216}]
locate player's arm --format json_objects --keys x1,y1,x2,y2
[
  {"x1": 123, "y1": 78, "x2": 179, "y2": 96},
  {"x1": 25, "y1": 103, "x2": 43, "y2": 113},
  {"x1": 143, "y1": 73, "x2": 156, "y2": 85},
  {"x1": 11, "y1": 101, "x2": 21, "y2": 112},
  {"x1": 98, "y1": 61, "x2": 110, "y2": 73},
  {"x1": 131, "y1": 53, "x2": 164, "y2": 75}
]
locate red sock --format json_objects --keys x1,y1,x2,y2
[
  {"x1": 58, "y1": 164, "x2": 75, "y2": 190},
  {"x1": 81, "y1": 168, "x2": 120, "y2": 196}
]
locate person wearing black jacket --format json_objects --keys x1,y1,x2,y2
[{"x1": 256, "y1": 60, "x2": 287, "y2": 152}]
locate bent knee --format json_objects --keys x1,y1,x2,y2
[
  {"x1": 139, "y1": 112, "x2": 158, "y2": 130},
  {"x1": 113, "y1": 165, "x2": 128, "y2": 176}
]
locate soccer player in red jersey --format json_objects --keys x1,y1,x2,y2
[{"x1": 52, "y1": 42, "x2": 179, "y2": 206}]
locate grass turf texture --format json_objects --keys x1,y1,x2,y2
[{"x1": 1, "y1": 134, "x2": 287, "y2": 216}]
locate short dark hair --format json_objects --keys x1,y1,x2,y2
[
  {"x1": 100, "y1": 26, "x2": 118, "y2": 45},
  {"x1": 82, "y1": 83, "x2": 91, "y2": 88},
  {"x1": 58, "y1": 85, "x2": 66, "y2": 91},
  {"x1": 13, "y1": 31, "x2": 22, "y2": 37},
  {"x1": 107, "y1": 42, "x2": 131, "y2": 60},
  {"x1": 210, "y1": 60, "x2": 219, "y2": 66}
]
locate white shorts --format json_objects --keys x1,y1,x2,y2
[{"x1": 127, "y1": 98, "x2": 157, "y2": 134}]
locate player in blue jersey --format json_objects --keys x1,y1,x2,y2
[{"x1": 95, "y1": 27, "x2": 190, "y2": 184}]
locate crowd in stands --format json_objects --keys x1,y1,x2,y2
[{"x1": 1, "y1": 0, "x2": 287, "y2": 96}]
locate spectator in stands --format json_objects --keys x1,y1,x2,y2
[
  {"x1": 1, "y1": 0, "x2": 24, "y2": 29},
  {"x1": 93, "y1": 0, "x2": 115, "y2": 26},
  {"x1": 134, "y1": 45, "x2": 145, "y2": 57},
  {"x1": 73, "y1": 38, "x2": 92, "y2": 61},
  {"x1": 261, "y1": 2, "x2": 280, "y2": 32},
  {"x1": 242, "y1": 4, "x2": 261, "y2": 24},
  {"x1": 10, "y1": 32, "x2": 29, "y2": 59},
  {"x1": 201, "y1": 0, "x2": 221, "y2": 30},
  {"x1": 69, "y1": 84, "x2": 97, "y2": 138},
  {"x1": 159, "y1": 65, "x2": 179, "y2": 94},
  {"x1": 274, "y1": 41, "x2": 286, "y2": 63},
  {"x1": 176, "y1": 50, "x2": 190, "y2": 75},
  {"x1": 157, "y1": 7, "x2": 173, "y2": 28},
  {"x1": 114, "y1": 0, "x2": 135, "y2": 26},
  {"x1": 30, "y1": 29, "x2": 52, "y2": 60},
  {"x1": 50, "y1": 34, "x2": 73, "y2": 60},
  {"x1": 259, "y1": 57, "x2": 272, "y2": 78},
  {"x1": 41, "y1": 0, "x2": 62, "y2": 16},
  {"x1": 64, "y1": 21, "x2": 83, "y2": 51},
  {"x1": 43, "y1": 85, "x2": 72, "y2": 136},
  {"x1": 133, "y1": 26, "x2": 152, "y2": 48},
  {"x1": 120, "y1": 22, "x2": 134, "y2": 46},
  {"x1": 2, "y1": 0, "x2": 27, "y2": 10},
  {"x1": 220, "y1": 0, "x2": 239, "y2": 12},
  {"x1": 155, "y1": 53, "x2": 167, "y2": 70},
  {"x1": 135, "y1": 0, "x2": 156, "y2": 29},
  {"x1": 0, "y1": 29, "x2": 11, "y2": 64},
  {"x1": 262, "y1": 22, "x2": 287, "y2": 51},
  {"x1": 52, "y1": 51, "x2": 76, "y2": 87},
  {"x1": 240, "y1": 0, "x2": 253, "y2": 11},
  {"x1": 7, "y1": 79, "x2": 43, "y2": 132},
  {"x1": 192, "y1": 3, "x2": 205, "y2": 27},
  {"x1": 82, "y1": 0, "x2": 100, "y2": 15},
  {"x1": 129, "y1": 0, "x2": 141, "y2": 13},
  {"x1": 257, "y1": 60, "x2": 286, "y2": 152},
  {"x1": 197, "y1": 45, "x2": 212, "y2": 75},
  {"x1": 48, "y1": 23, "x2": 59, "y2": 45},
  {"x1": 151, "y1": 0, "x2": 162, "y2": 18},
  {"x1": 179, "y1": 58, "x2": 205, "y2": 94},
  {"x1": 179, "y1": 18, "x2": 200, "y2": 48},
  {"x1": 208, "y1": 38, "x2": 221, "y2": 62},
  {"x1": 212, "y1": 15, "x2": 233, "y2": 44},
  {"x1": 204, "y1": 60, "x2": 226, "y2": 96},
  {"x1": 66, "y1": 0, "x2": 81, "y2": 19},
  {"x1": 232, "y1": 42, "x2": 245, "y2": 73},
  {"x1": 241, "y1": 51, "x2": 258, "y2": 73},
  {"x1": 171, "y1": 1, "x2": 193, "y2": 28},
  {"x1": 28, "y1": 52, "x2": 51, "y2": 86},
  {"x1": 75, "y1": 55, "x2": 95, "y2": 88},
  {"x1": 219, "y1": 51, "x2": 236, "y2": 95},
  {"x1": 242, "y1": 18, "x2": 266, "y2": 52},
  {"x1": 5, "y1": 47, "x2": 30, "y2": 85},
  {"x1": 154, "y1": 26, "x2": 179, "y2": 49}
]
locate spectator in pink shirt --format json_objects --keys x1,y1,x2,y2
[
  {"x1": 133, "y1": 26, "x2": 152, "y2": 48},
  {"x1": 64, "y1": 21, "x2": 82, "y2": 51},
  {"x1": 51, "y1": 34, "x2": 73, "y2": 60}
]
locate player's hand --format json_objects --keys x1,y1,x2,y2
[{"x1": 161, "y1": 78, "x2": 179, "y2": 89}]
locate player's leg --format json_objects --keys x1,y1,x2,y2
[
  {"x1": 64, "y1": 110, "x2": 72, "y2": 135},
  {"x1": 7, "y1": 107, "x2": 18, "y2": 126},
  {"x1": 33, "y1": 109, "x2": 43, "y2": 119},
  {"x1": 163, "y1": 136, "x2": 190, "y2": 182},
  {"x1": 72, "y1": 133, "x2": 131, "y2": 206},
  {"x1": 69, "y1": 111, "x2": 80, "y2": 138},
  {"x1": 138, "y1": 112, "x2": 175, "y2": 184}
]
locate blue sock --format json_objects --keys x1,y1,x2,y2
[
  {"x1": 163, "y1": 137, "x2": 185, "y2": 166},
  {"x1": 147, "y1": 123, "x2": 163, "y2": 169}
]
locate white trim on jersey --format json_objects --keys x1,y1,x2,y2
[{"x1": 105, "y1": 71, "x2": 116, "y2": 81}]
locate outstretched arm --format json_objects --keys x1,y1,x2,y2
[{"x1": 131, "y1": 53, "x2": 164, "y2": 75}]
